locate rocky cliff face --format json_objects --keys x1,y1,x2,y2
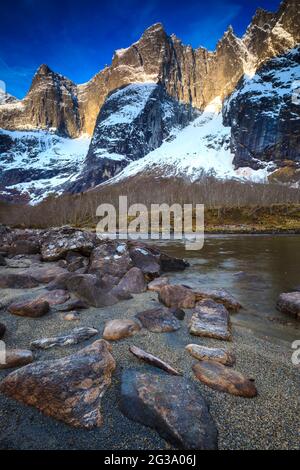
[
  {"x1": 0, "y1": 0, "x2": 298, "y2": 137},
  {"x1": 223, "y1": 47, "x2": 300, "y2": 171}
]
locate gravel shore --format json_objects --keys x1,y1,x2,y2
[{"x1": 0, "y1": 277, "x2": 299, "y2": 450}]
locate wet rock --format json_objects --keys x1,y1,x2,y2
[
  {"x1": 8, "y1": 298, "x2": 50, "y2": 318},
  {"x1": 160, "y1": 253, "x2": 189, "y2": 272},
  {"x1": 30, "y1": 327, "x2": 98, "y2": 350},
  {"x1": 41, "y1": 227, "x2": 96, "y2": 262},
  {"x1": 129, "y1": 346, "x2": 181, "y2": 376},
  {"x1": 0, "y1": 349, "x2": 33, "y2": 370},
  {"x1": 120, "y1": 370, "x2": 218, "y2": 450},
  {"x1": 186, "y1": 344, "x2": 236, "y2": 366},
  {"x1": 103, "y1": 319, "x2": 141, "y2": 341},
  {"x1": 0, "y1": 323, "x2": 6, "y2": 339},
  {"x1": 53, "y1": 298, "x2": 89, "y2": 312},
  {"x1": 169, "y1": 307, "x2": 185, "y2": 321},
  {"x1": 66, "y1": 274, "x2": 118, "y2": 307},
  {"x1": 129, "y1": 246, "x2": 161, "y2": 278},
  {"x1": 0, "y1": 273, "x2": 39, "y2": 289},
  {"x1": 159, "y1": 285, "x2": 196, "y2": 309},
  {"x1": 64, "y1": 312, "x2": 81, "y2": 321},
  {"x1": 136, "y1": 307, "x2": 181, "y2": 333},
  {"x1": 38, "y1": 290, "x2": 70, "y2": 306},
  {"x1": 148, "y1": 276, "x2": 169, "y2": 292},
  {"x1": 193, "y1": 361, "x2": 257, "y2": 398},
  {"x1": 27, "y1": 265, "x2": 68, "y2": 284},
  {"x1": 193, "y1": 288, "x2": 242, "y2": 312},
  {"x1": 117, "y1": 268, "x2": 146, "y2": 294},
  {"x1": 189, "y1": 300, "x2": 231, "y2": 341},
  {"x1": 0, "y1": 254, "x2": 6, "y2": 266},
  {"x1": 0, "y1": 340, "x2": 116, "y2": 429},
  {"x1": 277, "y1": 292, "x2": 300, "y2": 320}
]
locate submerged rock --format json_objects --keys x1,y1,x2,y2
[
  {"x1": 136, "y1": 307, "x2": 181, "y2": 333},
  {"x1": 193, "y1": 288, "x2": 242, "y2": 312},
  {"x1": 120, "y1": 370, "x2": 218, "y2": 450},
  {"x1": 0, "y1": 349, "x2": 33, "y2": 370},
  {"x1": 8, "y1": 298, "x2": 50, "y2": 318},
  {"x1": 129, "y1": 345, "x2": 181, "y2": 376},
  {"x1": 277, "y1": 292, "x2": 300, "y2": 320},
  {"x1": 103, "y1": 319, "x2": 141, "y2": 341},
  {"x1": 0, "y1": 340, "x2": 116, "y2": 428},
  {"x1": 189, "y1": 300, "x2": 231, "y2": 341},
  {"x1": 30, "y1": 327, "x2": 98, "y2": 350},
  {"x1": 159, "y1": 285, "x2": 196, "y2": 309},
  {"x1": 193, "y1": 361, "x2": 257, "y2": 398},
  {"x1": 0, "y1": 273, "x2": 39, "y2": 289},
  {"x1": 186, "y1": 344, "x2": 236, "y2": 366},
  {"x1": 116, "y1": 267, "x2": 146, "y2": 294}
]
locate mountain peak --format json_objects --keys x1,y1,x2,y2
[
  {"x1": 142, "y1": 22, "x2": 166, "y2": 37},
  {"x1": 36, "y1": 64, "x2": 53, "y2": 76}
]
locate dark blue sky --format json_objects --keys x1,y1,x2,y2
[{"x1": 1, "y1": 0, "x2": 281, "y2": 98}]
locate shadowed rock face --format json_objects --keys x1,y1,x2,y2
[
  {"x1": 119, "y1": 370, "x2": 218, "y2": 450},
  {"x1": 0, "y1": 340, "x2": 116, "y2": 429}
]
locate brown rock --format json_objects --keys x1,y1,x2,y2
[
  {"x1": 8, "y1": 298, "x2": 50, "y2": 318},
  {"x1": 64, "y1": 312, "x2": 81, "y2": 321},
  {"x1": 0, "y1": 340, "x2": 116, "y2": 428},
  {"x1": 46, "y1": 272, "x2": 74, "y2": 291},
  {"x1": 189, "y1": 299, "x2": 231, "y2": 341},
  {"x1": 38, "y1": 290, "x2": 70, "y2": 306},
  {"x1": 159, "y1": 284, "x2": 196, "y2": 309},
  {"x1": 0, "y1": 349, "x2": 33, "y2": 370},
  {"x1": 129, "y1": 345, "x2": 181, "y2": 376},
  {"x1": 129, "y1": 246, "x2": 161, "y2": 278},
  {"x1": 9, "y1": 239, "x2": 40, "y2": 256},
  {"x1": 186, "y1": 344, "x2": 236, "y2": 366},
  {"x1": 193, "y1": 288, "x2": 242, "y2": 312},
  {"x1": 277, "y1": 292, "x2": 300, "y2": 319},
  {"x1": 27, "y1": 265, "x2": 68, "y2": 284},
  {"x1": 136, "y1": 307, "x2": 181, "y2": 333},
  {"x1": 89, "y1": 244, "x2": 132, "y2": 278},
  {"x1": 0, "y1": 273, "x2": 39, "y2": 289},
  {"x1": 30, "y1": 327, "x2": 98, "y2": 350},
  {"x1": 193, "y1": 361, "x2": 257, "y2": 398},
  {"x1": 117, "y1": 267, "x2": 146, "y2": 294},
  {"x1": 66, "y1": 274, "x2": 118, "y2": 307},
  {"x1": 103, "y1": 319, "x2": 141, "y2": 341},
  {"x1": 148, "y1": 276, "x2": 169, "y2": 292}
]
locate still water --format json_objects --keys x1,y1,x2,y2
[{"x1": 150, "y1": 234, "x2": 300, "y2": 343}]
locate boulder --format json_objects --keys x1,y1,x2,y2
[
  {"x1": 30, "y1": 327, "x2": 98, "y2": 350},
  {"x1": 193, "y1": 288, "x2": 242, "y2": 312},
  {"x1": 193, "y1": 361, "x2": 257, "y2": 398},
  {"x1": 0, "y1": 322, "x2": 6, "y2": 339},
  {"x1": 136, "y1": 307, "x2": 181, "y2": 333},
  {"x1": 117, "y1": 268, "x2": 146, "y2": 294},
  {"x1": 41, "y1": 227, "x2": 96, "y2": 262},
  {"x1": 8, "y1": 298, "x2": 50, "y2": 318},
  {"x1": 37, "y1": 290, "x2": 70, "y2": 306},
  {"x1": 67, "y1": 257, "x2": 89, "y2": 273},
  {"x1": 103, "y1": 319, "x2": 141, "y2": 341},
  {"x1": 0, "y1": 340, "x2": 116, "y2": 429},
  {"x1": 66, "y1": 274, "x2": 118, "y2": 307},
  {"x1": 120, "y1": 370, "x2": 218, "y2": 450},
  {"x1": 277, "y1": 292, "x2": 300, "y2": 319},
  {"x1": 148, "y1": 276, "x2": 169, "y2": 292},
  {"x1": 160, "y1": 253, "x2": 189, "y2": 272},
  {"x1": 129, "y1": 246, "x2": 161, "y2": 278},
  {"x1": 186, "y1": 344, "x2": 236, "y2": 366},
  {"x1": 27, "y1": 265, "x2": 68, "y2": 284},
  {"x1": 0, "y1": 349, "x2": 33, "y2": 370},
  {"x1": 0, "y1": 273, "x2": 39, "y2": 289},
  {"x1": 129, "y1": 346, "x2": 181, "y2": 376},
  {"x1": 159, "y1": 285, "x2": 196, "y2": 309},
  {"x1": 46, "y1": 272, "x2": 74, "y2": 291},
  {"x1": 89, "y1": 244, "x2": 132, "y2": 278},
  {"x1": 189, "y1": 300, "x2": 231, "y2": 341}
]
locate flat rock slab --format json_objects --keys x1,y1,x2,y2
[
  {"x1": 193, "y1": 288, "x2": 242, "y2": 312},
  {"x1": 277, "y1": 292, "x2": 300, "y2": 319},
  {"x1": 148, "y1": 277, "x2": 169, "y2": 292},
  {"x1": 193, "y1": 361, "x2": 257, "y2": 398},
  {"x1": 189, "y1": 300, "x2": 231, "y2": 341},
  {"x1": 0, "y1": 323, "x2": 6, "y2": 339},
  {"x1": 0, "y1": 273, "x2": 39, "y2": 289},
  {"x1": 0, "y1": 349, "x2": 33, "y2": 370},
  {"x1": 129, "y1": 346, "x2": 181, "y2": 376},
  {"x1": 103, "y1": 319, "x2": 141, "y2": 341},
  {"x1": 159, "y1": 285, "x2": 196, "y2": 309},
  {"x1": 186, "y1": 344, "x2": 236, "y2": 366},
  {"x1": 117, "y1": 268, "x2": 146, "y2": 294},
  {"x1": 38, "y1": 290, "x2": 70, "y2": 306},
  {"x1": 30, "y1": 327, "x2": 98, "y2": 350},
  {"x1": 136, "y1": 307, "x2": 181, "y2": 333},
  {"x1": 8, "y1": 298, "x2": 50, "y2": 318},
  {"x1": 0, "y1": 340, "x2": 116, "y2": 428},
  {"x1": 120, "y1": 370, "x2": 218, "y2": 450}
]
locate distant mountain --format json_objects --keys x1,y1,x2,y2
[{"x1": 0, "y1": 0, "x2": 299, "y2": 203}]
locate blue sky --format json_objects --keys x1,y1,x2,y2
[{"x1": 1, "y1": 0, "x2": 281, "y2": 98}]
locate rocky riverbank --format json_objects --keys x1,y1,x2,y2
[{"x1": 0, "y1": 226, "x2": 299, "y2": 450}]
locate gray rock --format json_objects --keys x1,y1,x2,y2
[
  {"x1": 277, "y1": 292, "x2": 300, "y2": 319},
  {"x1": 136, "y1": 307, "x2": 181, "y2": 333},
  {"x1": 189, "y1": 299, "x2": 232, "y2": 341},
  {"x1": 30, "y1": 327, "x2": 99, "y2": 350}
]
